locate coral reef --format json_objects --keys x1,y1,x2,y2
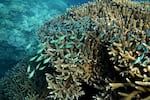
[
  {"x1": 0, "y1": 57, "x2": 50, "y2": 100},
  {"x1": 0, "y1": 0, "x2": 70, "y2": 77},
  {"x1": 0, "y1": 40, "x2": 26, "y2": 77},
  {"x1": 36, "y1": 0, "x2": 150, "y2": 99},
  {"x1": 0, "y1": 0, "x2": 149, "y2": 100},
  {"x1": 106, "y1": 1, "x2": 150, "y2": 99}
]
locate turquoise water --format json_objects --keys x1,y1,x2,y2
[
  {"x1": 0, "y1": 0, "x2": 93, "y2": 78},
  {"x1": 0, "y1": 0, "x2": 149, "y2": 78}
]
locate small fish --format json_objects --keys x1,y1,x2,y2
[
  {"x1": 37, "y1": 43, "x2": 44, "y2": 48},
  {"x1": 99, "y1": 32, "x2": 104, "y2": 38},
  {"x1": 29, "y1": 55, "x2": 38, "y2": 61},
  {"x1": 134, "y1": 57, "x2": 141, "y2": 64},
  {"x1": 76, "y1": 43, "x2": 82, "y2": 48},
  {"x1": 140, "y1": 53, "x2": 145, "y2": 60},
  {"x1": 50, "y1": 39, "x2": 58, "y2": 44},
  {"x1": 66, "y1": 44, "x2": 72, "y2": 48},
  {"x1": 58, "y1": 44, "x2": 64, "y2": 49},
  {"x1": 43, "y1": 57, "x2": 51, "y2": 64},
  {"x1": 36, "y1": 55, "x2": 43, "y2": 62},
  {"x1": 28, "y1": 70, "x2": 35, "y2": 79},
  {"x1": 70, "y1": 34, "x2": 77, "y2": 40},
  {"x1": 137, "y1": 44, "x2": 143, "y2": 51},
  {"x1": 72, "y1": 57, "x2": 79, "y2": 63},
  {"x1": 142, "y1": 43, "x2": 150, "y2": 51},
  {"x1": 25, "y1": 44, "x2": 32, "y2": 50},
  {"x1": 146, "y1": 30, "x2": 150, "y2": 37},
  {"x1": 36, "y1": 63, "x2": 41, "y2": 70},
  {"x1": 79, "y1": 35, "x2": 84, "y2": 41},
  {"x1": 58, "y1": 35, "x2": 67, "y2": 41},
  {"x1": 142, "y1": 60, "x2": 148, "y2": 65},
  {"x1": 64, "y1": 54, "x2": 71, "y2": 58},
  {"x1": 144, "y1": 46, "x2": 149, "y2": 53},
  {"x1": 27, "y1": 65, "x2": 31, "y2": 73},
  {"x1": 99, "y1": 29, "x2": 105, "y2": 37},
  {"x1": 66, "y1": 42, "x2": 74, "y2": 48},
  {"x1": 39, "y1": 66, "x2": 46, "y2": 70},
  {"x1": 37, "y1": 47, "x2": 44, "y2": 54}
]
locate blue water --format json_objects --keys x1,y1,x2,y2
[
  {"x1": 0, "y1": 0, "x2": 149, "y2": 77},
  {"x1": 0, "y1": 0, "x2": 93, "y2": 78},
  {"x1": 0, "y1": 0, "x2": 149, "y2": 78}
]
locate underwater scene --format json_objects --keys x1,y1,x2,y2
[{"x1": 0, "y1": 0, "x2": 150, "y2": 100}]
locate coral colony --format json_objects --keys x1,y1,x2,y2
[{"x1": 0, "y1": 0, "x2": 150, "y2": 100}]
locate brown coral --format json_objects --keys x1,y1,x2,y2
[
  {"x1": 1, "y1": 0, "x2": 149, "y2": 100},
  {"x1": 37, "y1": 0, "x2": 150, "y2": 99}
]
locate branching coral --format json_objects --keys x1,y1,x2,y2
[
  {"x1": 1, "y1": 0, "x2": 149, "y2": 99},
  {"x1": 0, "y1": 57, "x2": 49, "y2": 100},
  {"x1": 40, "y1": 17, "x2": 112, "y2": 99},
  {"x1": 1, "y1": 0, "x2": 148, "y2": 100},
  {"x1": 45, "y1": 73, "x2": 84, "y2": 100},
  {"x1": 36, "y1": 0, "x2": 150, "y2": 99},
  {"x1": 0, "y1": 59, "x2": 35, "y2": 100},
  {"x1": 105, "y1": 1, "x2": 150, "y2": 99}
]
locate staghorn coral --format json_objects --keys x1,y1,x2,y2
[
  {"x1": 35, "y1": 0, "x2": 150, "y2": 99},
  {"x1": 0, "y1": 57, "x2": 50, "y2": 100},
  {"x1": 38, "y1": 15, "x2": 116, "y2": 99},
  {"x1": 1, "y1": 0, "x2": 149, "y2": 99},
  {"x1": 24, "y1": 93, "x2": 39, "y2": 100},
  {"x1": 22, "y1": 0, "x2": 150, "y2": 100},
  {"x1": 36, "y1": 0, "x2": 111, "y2": 100},
  {"x1": 104, "y1": 1, "x2": 150, "y2": 100},
  {"x1": 45, "y1": 73, "x2": 84, "y2": 100}
]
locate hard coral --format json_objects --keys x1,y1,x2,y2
[
  {"x1": 40, "y1": 16, "x2": 114, "y2": 99},
  {"x1": 0, "y1": 57, "x2": 49, "y2": 100},
  {"x1": 106, "y1": 1, "x2": 150, "y2": 99},
  {"x1": 36, "y1": 0, "x2": 150, "y2": 99}
]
